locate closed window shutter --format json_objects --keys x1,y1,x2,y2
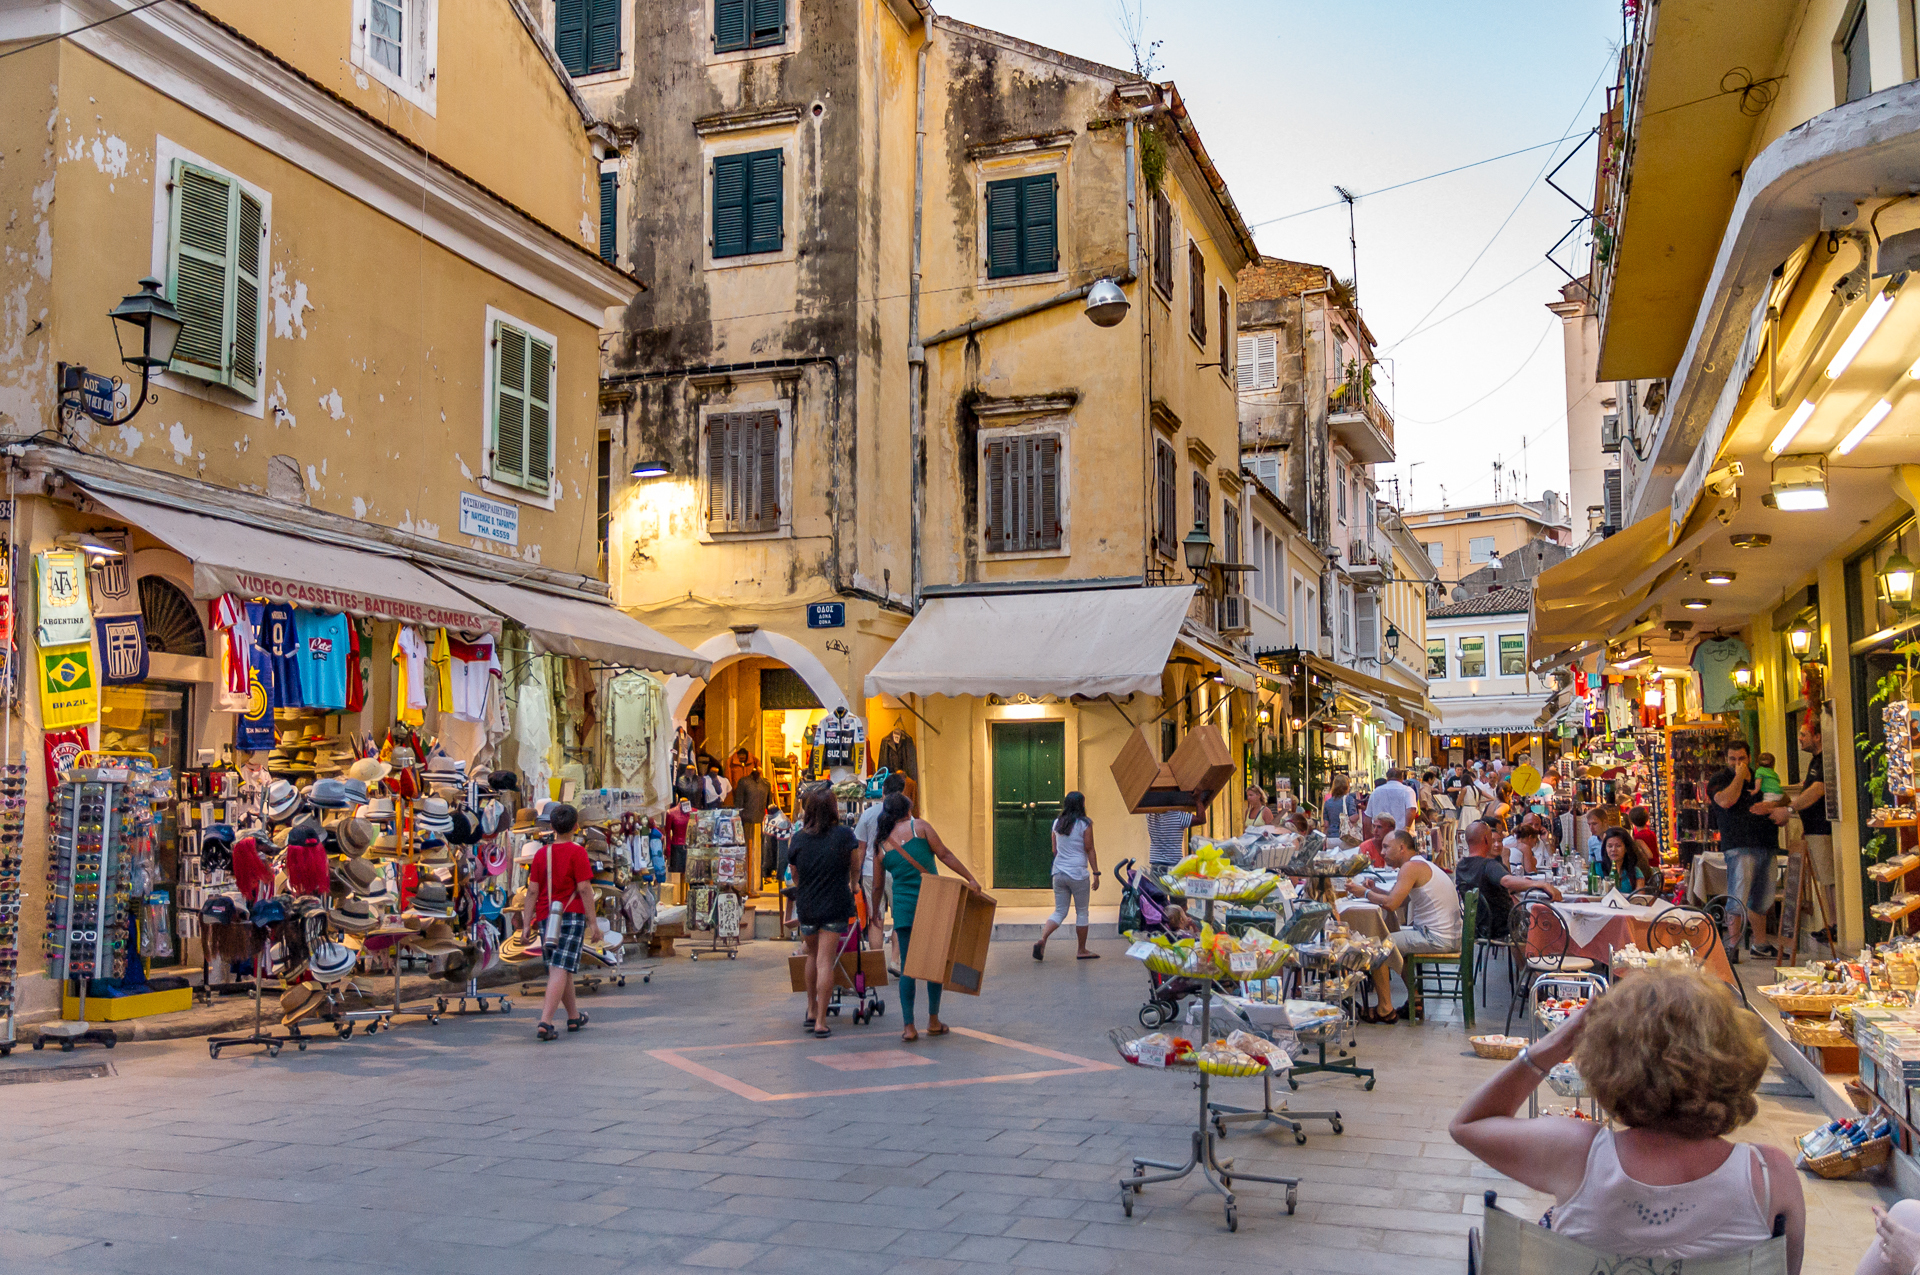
[
  {"x1": 1036, "y1": 434, "x2": 1061, "y2": 550},
  {"x1": 747, "y1": 150, "x2": 782, "y2": 255},
  {"x1": 1237, "y1": 336, "x2": 1257, "y2": 391},
  {"x1": 586, "y1": 0, "x2": 621, "y2": 72},
  {"x1": 230, "y1": 189, "x2": 263, "y2": 399},
  {"x1": 1603, "y1": 468, "x2": 1623, "y2": 528},
  {"x1": 1218, "y1": 289, "x2": 1230, "y2": 373},
  {"x1": 713, "y1": 0, "x2": 747, "y2": 51},
  {"x1": 166, "y1": 160, "x2": 233, "y2": 384},
  {"x1": 712, "y1": 153, "x2": 748, "y2": 257},
  {"x1": 1257, "y1": 333, "x2": 1278, "y2": 388},
  {"x1": 984, "y1": 438, "x2": 1008, "y2": 552},
  {"x1": 491, "y1": 320, "x2": 529, "y2": 487},
  {"x1": 1155, "y1": 440, "x2": 1176, "y2": 557},
  {"x1": 748, "y1": 411, "x2": 780, "y2": 530},
  {"x1": 1192, "y1": 471, "x2": 1209, "y2": 533},
  {"x1": 598, "y1": 170, "x2": 617, "y2": 263},
  {"x1": 1188, "y1": 243, "x2": 1205, "y2": 341},
  {"x1": 1152, "y1": 191, "x2": 1173, "y2": 295},
  {"x1": 525, "y1": 336, "x2": 553, "y2": 493},
  {"x1": 749, "y1": 0, "x2": 784, "y2": 47},
  {"x1": 1356, "y1": 593, "x2": 1376, "y2": 658},
  {"x1": 984, "y1": 179, "x2": 1020, "y2": 279},
  {"x1": 706, "y1": 418, "x2": 730, "y2": 531},
  {"x1": 554, "y1": 0, "x2": 588, "y2": 74},
  {"x1": 1021, "y1": 174, "x2": 1057, "y2": 275}
]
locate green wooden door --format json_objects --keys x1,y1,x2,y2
[{"x1": 991, "y1": 721, "x2": 1065, "y2": 889}]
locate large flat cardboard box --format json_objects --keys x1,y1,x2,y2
[
  {"x1": 787, "y1": 948, "x2": 889, "y2": 993},
  {"x1": 1111, "y1": 724, "x2": 1231, "y2": 814},
  {"x1": 900, "y1": 875, "x2": 996, "y2": 995}
]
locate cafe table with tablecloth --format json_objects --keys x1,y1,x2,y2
[{"x1": 1523, "y1": 896, "x2": 1735, "y2": 984}]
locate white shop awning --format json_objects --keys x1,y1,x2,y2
[
  {"x1": 865, "y1": 586, "x2": 1195, "y2": 699},
  {"x1": 432, "y1": 572, "x2": 709, "y2": 678},
  {"x1": 83, "y1": 490, "x2": 502, "y2": 635},
  {"x1": 1432, "y1": 700, "x2": 1554, "y2": 737},
  {"x1": 1369, "y1": 705, "x2": 1406, "y2": 733}
]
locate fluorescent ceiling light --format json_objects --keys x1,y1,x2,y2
[
  {"x1": 1827, "y1": 289, "x2": 1895, "y2": 380},
  {"x1": 1769, "y1": 399, "x2": 1817, "y2": 455},
  {"x1": 1835, "y1": 398, "x2": 1894, "y2": 455}
]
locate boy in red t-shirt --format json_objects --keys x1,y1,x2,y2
[{"x1": 522, "y1": 803, "x2": 602, "y2": 1041}]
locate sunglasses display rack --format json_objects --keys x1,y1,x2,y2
[
  {"x1": 40, "y1": 762, "x2": 150, "y2": 1051},
  {"x1": 0, "y1": 761, "x2": 25, "y2": 1056}
]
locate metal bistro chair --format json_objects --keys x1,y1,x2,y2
[
  {"x1": 1469, "y1": 1189, "x2": 1787, "y2": 1275},
  {"x1": 1505, "y1": 894, "x2": 1595, "y2": 1036},
  {"x1": 1405, "y1": 886, "x2": 1476, "y2": 1026},
  {"x1": 1472, "y1": 887, "x2": 1523, "y2": 1008}
]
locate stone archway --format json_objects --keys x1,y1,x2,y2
[{"x1": 664, "y1": 628, "x2": 849, "y2": 724}]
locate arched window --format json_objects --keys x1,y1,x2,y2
[{"x1": 139, "y1": 576, "x2": 207, "y2": 658}]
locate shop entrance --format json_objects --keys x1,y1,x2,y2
[
  {"x1": 99, "y1": 680, "x2": 191, "y2": 968},
  {"x1": 991, "y1": 721, "x2": 1063, "y2": 889}
]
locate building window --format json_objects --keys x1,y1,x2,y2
[
  {"x1": 1188, "y1": 241, "x2": 1206, "y2": 342},
  {"x1": 1192, "y1": 470, "x2": 1211, "y2": 535},
  {"x1": 1338, "y1": 586, "x2": 1352, "y2": 654},
  {"x1": 351, "y1": 0, "x2": 437, "y2": 109},
  {"x1": 598, "y1": 169, "x2": 617, "y2": 264},
  {"x1": 1292, "y1": 575, "x2": 1306, "y2": 637},
  {"x1": 1603, "y1": 468, "x2": 1623, "y2": 530},
  {"x1": 1220, "y1": 502, "x2": 1243, "y2": 628},
  {"x1": 715, "y1": 0, "x2": 785, "y2": 52},
  {"x1": 1152, "y1": 189, "x2": 1174, "y2": 297},
  {"x1": 1498, "y1": 633, "x2": 1526, "y2": 676},
  {"x1": 1250, "y1": 452, "x2": 1283, "y2": 499},
  {"x1": 1468, "y1": 535, "x2": 1496, "y2": 563},
  {"x1": 1217, "y1": 288, "x2": 1231, "y2": 378},
  {"x1": 556, "y1": 0, "x2": 622, "y2": 75},
  {"x1": 985, "y1": 174, "x2": 1058, "y2": 279},
  {"x1": 1335, "y1": 462, "x2": 1348, "y2": 520},
  {"x1": 712, "y1": 149, "x2": 782, "y2": 259},
  {"x1": 705, "y1": 410, "x2": 781, "y2": 533},
  {"x1": 1458, "y1": 635, "x2": 1486, "y2": 679},
  {"x1": 1355, "y1": 591, "x2": 1376, "y2": 659},
  {"x1": 1424, "y1": 541, "x2": 1442, "y2": 568},
  {"x1": 595, "y1": 433, "x2": 612, "y2": 577},
  {"x1": 487, "y1": 315, "x2": 555, "y2": 495},
  {"x1": 1155, "y1": 439, "x2": 1177, "y2": 558},
  {"x1": 164, "y1": 159, "x2": 265, "y2": 401},
  {"x1": 982, "y1": 432, "x2": 1062, "y2": 553},
  {"x1": 1237, "y1": 332, "x2": 1278, "y2": 391},
  {"x1": 1843, "y1": 3, "x2": 1872, "y2": 103},
  {"x1": 370, "y1": 0, "x2": 405, "y2": 74},
  {"x1": 1426, "y1": 638, "x2": 1447, "y2": 679}
]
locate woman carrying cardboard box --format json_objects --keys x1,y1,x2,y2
[{"x1": 875, "y1": 793, "x2": 982, "y2": 1043}]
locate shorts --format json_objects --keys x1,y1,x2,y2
[
  {"x1": 1723, "y1": 848, "x2": 1777, "y2": 920},
  {"x1": 1048, "y1": 873, "x2": 1091, "y2": 927},
  {"x1": 545, "y1": 912, "x2": 587, "y2": 972},
  {"x1": 799, "y1": 920, "x2": 849, "y2": 936},
  {"x1": 1390, "y1": 924, "x2": 1459, "y2": 956},
  {"x1": 1804, "y1": 833, "x2": 1836, "y2": 888}
]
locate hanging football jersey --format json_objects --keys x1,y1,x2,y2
[
  {"x1": 428, "y1": 627, "x2": 454, "y2": 714},
  {"x1": 293, "y1": 609, "x2": 350, "y2": 710},
  {"x1": 345, "y1": 618, "x2": 365, "y2": 713},
  {"x1": 235, "y1": 643, "x2": 275, "y2": 751},
  {"x1": 446, "y1": 634, "x2": 500, "y2": 722},
  {"x1": 393, "y1": 626, "x2": 427, "y2": 726},
  {"x1": 258, "y1": 602, "x2": 304, "y2": 707}
]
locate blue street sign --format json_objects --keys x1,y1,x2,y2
[
  {"x1": 78, "y1": 371, "x2": 117, "y2": 423},
  {"x1": 807, "y1": 602, "x2": 845, "y2": 629}
]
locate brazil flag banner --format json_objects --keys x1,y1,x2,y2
[{"x1": 39, "y1": 642, "x2": 98, "y2": 730}]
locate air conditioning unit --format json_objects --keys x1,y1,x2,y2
[
  {"x1": 1217, "y1": 594, "x2": 1251, "y2": 636},
  {"x1": 1348, "y1": 538, "x2": 1373, "y2": 566},
  {"x1": 1600, "y1": 413, "x2": 1622, "y2": 454}
]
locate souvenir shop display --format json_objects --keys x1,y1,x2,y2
[
  {"x1": 1664, "y1": 722, "x2": 1739, "y2": 868},
  {"x1": 685, "y1": 808, "x2": 745, "y2": 958},
  {"x1": 1867, "y1": 701, "x2": 1920, "y2": 935},
  {"x1": 0, "y1": 762, "x2": 24, "y2": 1056}
]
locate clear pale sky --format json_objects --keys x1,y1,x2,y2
[{"x1": 936, "y1": 0, "x2": 1623, "y2": 514}]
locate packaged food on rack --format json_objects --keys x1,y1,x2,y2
[
  {"x1": 1611, "y1": 943, "x2": 1700, "y2": 972},
  {"x1": 1111, "y1": 1030, "x2": 1194, "y2": 1067},
  {"x1": 1224, "y1": 1029, "x2": 1290, "y2": 1070},
  {"x1": 1536, "y1": 997, "x2": 1589, "y2": 1029},
  {"x1": 1193, "y1": 1042, "x2": 1266, "y2": 1077}
]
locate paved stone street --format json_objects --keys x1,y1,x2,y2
[{"x1": 0, "y1": 938, "x2": 1893, "y2": 1274}]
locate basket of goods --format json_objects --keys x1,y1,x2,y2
[
  {"x1": 1163, "y1": 843, "x2": 1282, "y2": 903},
  {"x1": 1109, "y1": 1029, "x2": 1195, "y2": 1069},
  {"x1": 1125, "y1": 929, "x2": 1224, "y2": 978},
  {"x1": 1224, "y1": 1029, "x2": 1290, "y2": 1071},
  {"x1": 1797, "y1": 1117, "x2": 1893, "y2": 1179},
  {"x1": 1783, "y1": 1018, "x2": 1851, "y2": 1050},
  {"x1": 1546, "y1": 1062, "x2": 1589, "y2": 1098},
  {"x1": 1469, "y1": 1035, "x2": 1527, "y2": 1061},
  {"x1": 1611, "y1": 943, "x2": 1700, "y2": 973},
  {"x1": 1536, "y1": 997, "x2": 1589, "y2": 1030},
  {"x1": 1193, "y1": 1041, "x2": 1267, "y2": 1077},
  {"x1": 1759, "y1": 975, "x2": 1864, "y2": 1016}
]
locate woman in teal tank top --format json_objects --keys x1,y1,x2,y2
[{"x1": 875, "y1": 793, "x2": 982, "y2": 1042}]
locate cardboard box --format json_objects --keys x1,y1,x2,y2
[
  {"x1": 787, "y1": 948, "x2": 889, "y2": 993},
  {"x1": 900, "y1": 875, "x2": 997, "y2": 995},
  {"x1": 1111, "y1": 725, "x2": 1232, "y2": 815}
]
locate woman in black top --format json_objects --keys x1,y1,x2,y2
[{"x1": 788, "y1": 785, "x2": 863, "y2": 1038}]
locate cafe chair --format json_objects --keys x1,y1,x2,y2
[
  {"x1": 1469, "y1": 1189, "x2": 1786, "y2": 1275},
  {"x1": 1405, "y1": 888, "x2": 1476, "y2": 1026},
  {"x1": 1648, "y1": 903, "x2": 1722, "y2": 966},
  {"x1": 1470, "y1": 888, "x2": 1522, "y2": 1008},
  {"x1": 1505, "y1": 897, "x2": 1595, "y2": 1036}
]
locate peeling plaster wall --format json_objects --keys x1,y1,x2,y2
[{"x1": 4, "y1": 43, "x2": 605, "y2": 576}]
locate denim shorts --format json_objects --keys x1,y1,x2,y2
[
  {"x1": 799, "y1": 920, "x2": 849, "y2": 936},
  {"x1": 1723, "y1": 848, "x2": 1777, "y2": 919}
]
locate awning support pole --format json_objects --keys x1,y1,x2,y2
[
  {"x1": 1102, "y1": 693, "x2": 1137, "y2": 727},
  {"x1": 896, "y1": 694, "x2": 941, "y2": 737}
]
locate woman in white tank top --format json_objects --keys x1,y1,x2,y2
[{"x1": 1450, "y1": 968, "x2": 1804, "y2": 1272}]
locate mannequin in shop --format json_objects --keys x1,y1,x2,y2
[
  {"x1": 814, "y1": 705, "x2": 866, "y2": 782},
  {"x1": 878, "y1": 725, "x2": 917, "y2": 780}
]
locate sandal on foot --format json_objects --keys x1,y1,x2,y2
[
  {"x1": 1357, "y1": 1006, "x2": 1398, "y2": 1025},
  {"x1": 902, "y1": 1025, "x2": 919, "y2": 1042},
  {"x1": 813, "y1": 1026, "x2": 832, "y2": 1039},
  {"x1": 1076, "y1": 951, "x2": 1100, "y2": 960},
  {"x1": 1032, "y1": 942, "x2": 1044, "y2": 961},
  {"x1": 536, "y1": 1022, "x2": 558, "y2": 1041},
  {"x1": 568, "y1": 1012, "x2": 589, "y2": 1032},
  {"x1": 803, "y1": 1017, "x2": 816, "y2": 1034},
  {"x1": 926, "y1": 1022, "x2": 950, "y2": 1037}
]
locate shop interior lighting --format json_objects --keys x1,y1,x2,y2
[
  {"x1": 1729, "y1": 533, "x2": 1772, "y2": 549},
  {"x1": 1769, "y1": 453, "x2": 1829, "y2": 511},
  {"x1": 1612, "y1": 643, "x2": 1652, "y2": 670},
  {"x1": 1731, "y1": 661, "x2": 1754, "y2": 688},
  {"x1": 1826, "y1": 287, "x2": 1896, "y2": 380},
  {"x1": 629, "y1": 455, "x2": 673, "y2": 478},
  {"x1": 1644, "y1": 682, "x2": 1663, "y2": 709},
  {"x1": 1835, "y1": 398, "x2": 1895, "y2": 456},
  {"x1": 1768, "y1": 399, "x2": 1817, "y2": 456},
  {"x1": 55, "y1": 533, "x2": 124, "y2": 559},
  {"x1": 1882, "y1": 552, "x2": 1917, "y2": 609},
  {"x1": 1787, "y1": 614, "x2": 1821, "y2": 662},
  {"x1": 1702, "y1": 569, "x2": 1736, "y2": 585},
  {"x1": 1681, "y1": 597, "x2": 1711, "y2": 609}
]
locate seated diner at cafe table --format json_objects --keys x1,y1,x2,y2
[
  {"x1": 1454, "y1": 819, "x2": 1562, "y2": 943},
  {"x1": 1344, "y1": 829, "x2": 1462, "y2": 1023}
]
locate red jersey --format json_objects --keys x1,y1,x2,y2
[{"x1": 529, "y1": 840, "x2": 593, "y2": 915}]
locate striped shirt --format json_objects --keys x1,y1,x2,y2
[{"x1": 1147, "y1": 811, "x2": 1193, "y2": 868}]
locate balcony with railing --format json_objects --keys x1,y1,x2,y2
[{"x1": 1326, "y1": 367, "x2": 1394, "y2": 464}]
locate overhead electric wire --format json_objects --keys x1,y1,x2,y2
[
  {"x1": 1397, "y1": 318, "x2": 1556, "y2": 426},
  {"x1": 0, "y1": 0, "x2": 171, "y2": 61}
]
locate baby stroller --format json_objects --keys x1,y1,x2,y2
[
  {"x1": 823, "y1": 889, "x2": 886, "y2": 1025},
  {"x1": 1118, "y1": 858, "x2": 1221, "y2": 1029}
]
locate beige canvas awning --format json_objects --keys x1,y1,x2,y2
[
  {"x1": 83, "y1": 490, "x2": 502, "y2": 634},
  {"x1": 865, "y1": 586, "x2": 1196, "y2": 699},
  {"x1": 431, "y1": 572, "x2": 708, "y2": 678}
]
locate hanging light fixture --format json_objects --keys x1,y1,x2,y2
[
  {"x1": 1702, "y1": 568, "x2": 1736, "y2": 586},
  {"x1": 629, "y1": 454, "x2": 673, "y2": 478},
  {"x1": 1787, "y1": 614, "x2": 1820, "y2": 663},
  {"x1": 1731, "y1": 661, "x2": 1755, "y2": 689},
  {"x1": 1682, "y1": 598, "x2": 1711, "y2": 609},
  {"x1": 1769, "y1": 453, "x2": 1829, "y2": 511},
  {"x1": 1881, "y1": 552, "x2": 1917, "y2": 610}
]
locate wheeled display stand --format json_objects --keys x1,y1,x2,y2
[
  {"x1": 1119, "y1": 890, "x2": 1301, "y2": 1233},
  {"x1": 1210, "y1": 1067, "x2": 1343, "y2": 1145},
  {"x1": 40, "y1": 767, "x2": 131, "y2": 1053}
]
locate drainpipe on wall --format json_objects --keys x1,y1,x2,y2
[{"x1": 908, "y1": 34, "x2": 930, "y2": 613}]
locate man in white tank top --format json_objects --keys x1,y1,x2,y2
[{"x1": 1345, "y1": 830, "x2": 1462, "y2": 1023}]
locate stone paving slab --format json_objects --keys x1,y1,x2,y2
[{"x1": 0, "y1": 935, "x2": 1895, "y2": 1273}]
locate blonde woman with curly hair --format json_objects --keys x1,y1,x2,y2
[{"x1": 1450, "y1": 969, "x2": 1804, "y2": 1272}]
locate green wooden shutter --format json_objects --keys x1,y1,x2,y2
[
  {"x1": 1036, "y1": 434, "x2": 1061, "y2": 550},
  {"x1": 985, "y1": 179, "x2": 1021, "y2": 279},
  {"x1": 554, "y1": 0, "x2": 587, "y2": 74},
  {"x1": 230, "y1": 189, "x2": 263, "y2": 399},
  {"x1": 984, "y1": 438, "x2": 1008, "y2": 552},
  {"x1": 165, "y1": 160, "x2": 233, "y2": 383},
  {"x1": 712, "y1": 153, "x2": 748, "y2": 258},
  {"x1": 525, "y1": 336, "x2": 553, "y2": 494},
  {"x1": 714, "y1": 0, "x2": 747, "y2": 51},
  {"x1": 598, "y1": 170, "x2": 617, "y2": 263},
  {"x1": 747, "y1": 150, "x2": 782, "y2": 255},
  {"x1": 749, "y1": 0, "x2": 784, "y2": 46},
  {"x1": 1020, "y1": 174, "x2": 1057, "y2": 275},
  {"x1": 491, "y1": 320, "x2": 528, "y2": 487},
  {"x1": 586, "y1": 0, "x2": 620, "y2": 72}
]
